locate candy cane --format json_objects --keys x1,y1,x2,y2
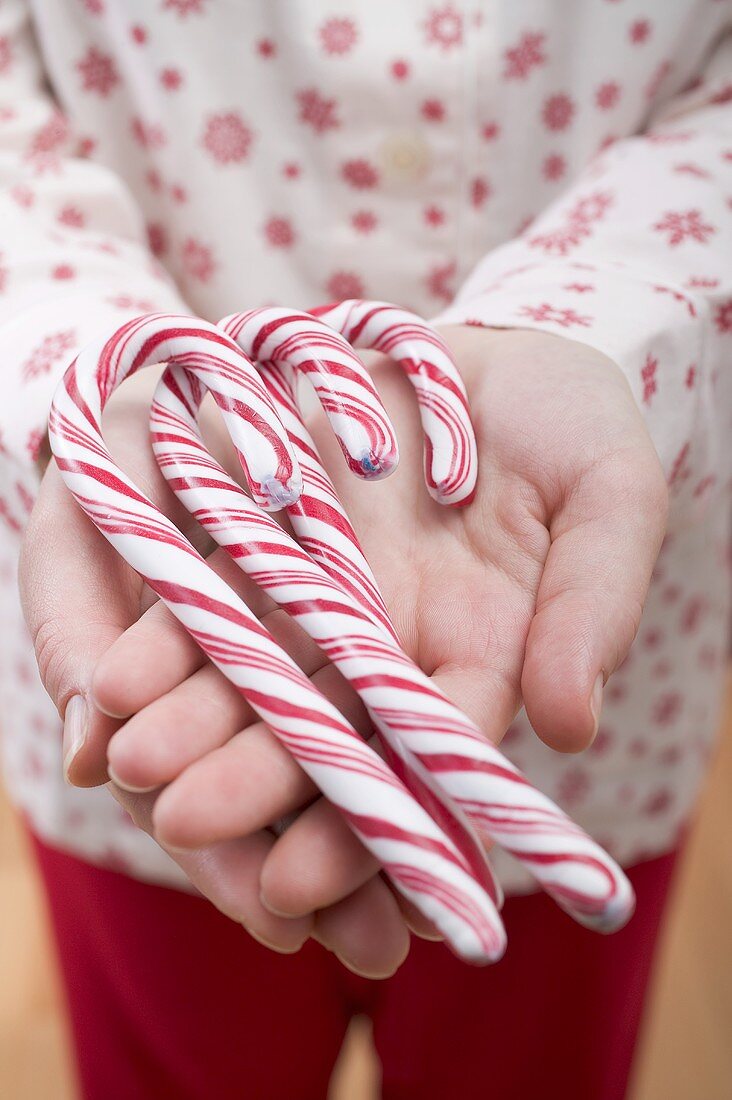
[
  {"x1": 312, "y1": 299, "x2": 477, "y2": 506},
  {"x1": 50, "y1": 312, "x2": 506, "y2": 963},
  {"x1": 208, "y1": 307, "x2": 635, "y2": 933}
]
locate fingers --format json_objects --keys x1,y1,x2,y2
[
  {"x1": 150, "y1": 663, "x2": 367, "y2": 847},
  {"x1": 113, "y1": 783, "x2": 410, "y2": 976},
  {"x1": 313, "y1": 877, "x2": 411, "y2": 979},
  {"x1": 18, "y1": 462, "x2": 142, "y2": 787},
  {"x1": 522, "y1": 448, "x2": 668, "y2": 753},
  {"x1": 260, "y1": 798, "x2": 379, "y2": 917},
  {"x1": 106, "y1": 662, "x2": 250, "y2": 791},
  {"x1": 92, "y1": 549, "x2": 276, "y2": 718},
  {"x1": 151, "y1": 722, "x2": 318, "y2": 847},
  {"x1": 431, "y1": 663, "x2": 522, "y2": 749},
  {"x1": 109, "y1": 783, "x2": 312, "y2": 952}
]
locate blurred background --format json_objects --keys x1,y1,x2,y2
[{"x1": 2, "y1": 683, "x2": 731, "y2": 1099}]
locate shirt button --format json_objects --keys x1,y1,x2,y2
[{"x1": 378, "y1": 131, "x2": 431, "y2": 184}]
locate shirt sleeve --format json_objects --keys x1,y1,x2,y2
[
  {"x1": 0, "y1": 0, "x2": 191, "y2": 492},
  {"x1": 436, "y1": 31, "x2": 732, "y2": 510}
]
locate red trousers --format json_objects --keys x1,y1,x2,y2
[{"x1": 33, "y1": 835, "x2": 676, "y2": 1100}]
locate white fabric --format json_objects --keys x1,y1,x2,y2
[{"x1": 0, "y1": 0, "x2": 730, "y2": 894}]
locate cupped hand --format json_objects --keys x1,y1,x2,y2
[{"x1": 92, "y1": 324, "x2": 667, "y2": 975}]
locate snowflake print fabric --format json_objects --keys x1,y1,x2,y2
[{"x1": 0, "y1": 0, "x2": 730, "y2": 894}]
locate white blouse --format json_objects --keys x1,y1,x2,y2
[{"x1": 0, "y1": 0, "x2": 730, "y2": 895}]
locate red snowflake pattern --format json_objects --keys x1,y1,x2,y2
[
  {"x1": 653, "y1": 209, "x2": 716, "y2": 246},
  {"x1": 256, "y1": 38, "x2": 276, "y2": 59},
  {"x1": 471, "y1": 177, "x2": 491, "y2": 207},
  {"x1": 424, "y1": 204, "x2": 445, "y2": 227},
  {"x1": 426, "y1": 261, "x2": 456, "y2": 302},
  {"x1": 421, "y1": 98, "x2": 446, "y2": 122},
  {"x1": 22, "y1": 330, "x2": 77, "y2": 382},
  {"x1": 423, "y1": 5, "x2": 463, "y2": 52},
  {"x1": 641, "y1": 353, "x2": 659, "y2": 404},
  {"x1": 629, "y1": 19, "x2": 652, "y2": 44},
  {"x1": 319, "y1": 17, "x2": 358, "y2": 56},
  {"x1": 201, "y1": 112, "x2": 252, "y2": 164},
  {"x1": 76, "y1": 46, "x2": 119, "y2": 96},
  {"x1": 714, "y1": 299, "x2": 732, "y2": 333},
  {"x1": 351, "y1": 211, "x2": 378, "y2": 234},
  {"x1": 130, "y1": 25, "x2": 147, "y2": 45},
  {"x1": 57, "y1": 204, "x2": 85, "y2": 228},
  {"x1": 296, "y1": 88, "x2": 340, "y2": 134},
  {"x1": 652, "y1": 692, "x2": 682, "y2": 726},
  {"x1": 542, "y1": 93, "x2": 575, "y2": 132},
  {"x1": 673, "y1": 162, "x2": 709, "y2": 179},
  {"x1": 181, "y1": 238, "x2": 216, "y2": 283},
  {"x1": 160, "y1": 67, "x2": 183, "y2": 91},
  {"x1": 10, "y1": 185, "x2": 34, "y2": 208},
  {"x1": 529, "y1": 190, "x2": 613, "y2": 255},
  {"x1": 652, "y1": 284, "x2": 697, "y2": 318},
  {"x1": 341, "y1": 158, "x2": 379, "y2": 189},
  {"x1": 131, "y1": 116, "x2": 167, "y2": 149},
  {"x1": 0, "y1": 35, "x2": 13, "y2": 74},
  {"x1": 595, "y1": 81, "x2": 621, "y2": 110},
  {"x1": 26, "y1": 111, "x2": 69, "y2": 173},
  {"x1": 517, "y1": 303, "x2": 592, "y2": 328},
  {"x1": 543, "y1": 153, "x2": 566, "y2": 181},
  {"x1": 264, "y1": 217, "x2": 295, "y2": 248},
  {"x1": 503, "y1": 32, "x2": 546, "y2": 80},
  {"x1": 162, "y1": 0, "x2": 208, "y2": 16},
  {"x1": 107, "y1": 294, "x2": 155, "y2": 311},
  {"x1": 147, "y1": 222, "x2": 168, "y2": 256},
  {"x1": 482, "y1": 121, "x2": 500, "y2": 142},
  {"x1": 390, "y1": 59, "x2": 410, "y2": 81},
  {"x1": 687, "y1": 276, "x2": 719, "y2": 289},
  {"x1": 326, "y1": 271, "x2": 364, "y2": 300}
]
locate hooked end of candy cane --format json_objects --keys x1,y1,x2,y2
[
  {"x1": 428, "y1": 480, "x2": 478, "y2": 509},
  {"x1": 258, "y1": 473, "x2": 303, "y2": 510},
  {"x1": 557, "y1": 867, "x2": 636, "y2": 935},
  {"x1": 579, "y1": 873, "x2": 636, "y2": 935},
  {"x1": 453, "y1": 918, "x2": 508, "y2": 967},
  {"x1": 345, "y1": 445, "x2": 399, "y2": 481}
]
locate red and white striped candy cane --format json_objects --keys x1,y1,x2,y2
[
  {"x1": 214, "y1": 307, "x2": 634, "y2": 933},
  {"x1": 50, "y1": 312, "x2": 506, "y2": 964},
  {"x1": 312, "y1": 299, "x2": 478, "y2": 506}
]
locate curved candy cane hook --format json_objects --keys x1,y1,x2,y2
[
  {"x1": 50, "y1": 312, "x2": 506, "y2": 965},
  {"x1": 221, "y1": 308, "x2": 399, "y2": 480},
  {"x1": 213, "y1": 308, "x2": 635, "y2": 934},
  {"x1": 312, "y1": 299, "x2": 478, "y2": 506}
]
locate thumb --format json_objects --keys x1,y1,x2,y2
[
  {"x1": 19, "y1": 461, "x2": 143, "y2": 786},
  {"x1": 521, "y1": 449, "x2": 668, "y2": 753}
]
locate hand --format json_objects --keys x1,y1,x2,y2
[
  {"x1": 94, "y1": 325, "x2": 667, "y2": 975},
  {"x1": 18, "y1": 368, "x2": 319, "y2": 953}
]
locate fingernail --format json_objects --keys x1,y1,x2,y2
[
  {"x1": 63, "y1": 695, "x2": 88, "y2": 783},
  {"x1": 589, "y1": 673, "x2": 604, "y2": 742},
  {"x1": 107, "y1": 765, "x2": 159, "y2": 795},
  {"x1": 244, "y1": 925, "x2": 305, "y2": 955}
]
